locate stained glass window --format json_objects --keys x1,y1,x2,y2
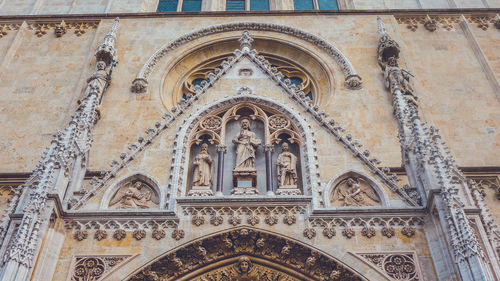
[
  {"x1": 182, "y1": 0, "x2": 202, "y2": 11},
  {"x1": 157, "y1": 0, "x2": 178, "y2": 11},
  {"x1": 226, "y1": 0, "x2": 245, "y2": 10}
]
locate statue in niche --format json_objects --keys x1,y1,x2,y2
[
  {"x1": 231, "y1": 118, "x2": 261, "y2": 194},
  {"x1": 189, "y1": 143, "x2": 214, "y2": 196},
  {"x1": 276, "y1": 143, "x2": 298, "y2": 188},
  {"x1": 109, "y1": 181, "x2": 159, "y2": 209},
  {"x1": 331, "y1": 177, "x2": 381, "y2": 207},
  {"x1": 233, "y1": 118, "x2": 261, "y2": 171}
]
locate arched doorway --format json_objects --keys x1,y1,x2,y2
[{"x1": 127, "y1": 227, "x2": 366, "y2": 280}]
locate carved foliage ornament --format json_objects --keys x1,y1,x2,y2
[{"x1": 128, "y1": 228, "x2": 362, "y2": 281}]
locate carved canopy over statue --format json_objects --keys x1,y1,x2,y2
[
  {"x1": 330, "y1": 177, "x2": 381, "y2": 207},
  {"x1": 109, "y1": 180, "x2": 159, "y2": 209}
]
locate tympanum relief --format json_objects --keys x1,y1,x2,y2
[
  {"x1": 187, "y1": 102, "x2": 302, "y2": 196},
  {"x1": 108, "y1": 181, "x2": 159, "y2": 209},
  {"x1": 330, "y1": 177, "x2": 381, "y2": 207}
]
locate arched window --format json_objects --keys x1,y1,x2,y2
[{"x1": 157, "y1": 0, "x2": 178, "y2": 11}]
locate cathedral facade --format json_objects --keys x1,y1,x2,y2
[{"x1": 0, "y1": 1, "x2": 500, "y2": 280}]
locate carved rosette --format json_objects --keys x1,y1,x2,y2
[
  {"x1": 129, "y1": 228, "x2": 362, "y2": 281},
  {"x1": 69, "y1": 255, "x2": 132, "y2": 281},
  {"x1": 358, "y1": 252, "x2": 422, "y2": 281}
]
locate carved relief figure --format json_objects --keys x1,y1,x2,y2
[
  {"x1": 276, "y1": 143, "x2": 298, "y2": 188},
  {"x1": 331, "y1": 177, "x2": 381, "y2": 207},
  {"x1": 109, "y1": 181, "x2": 158, "y2": 209},
  {"x1": 231, "y1": 256, "x2": 258, "y2": 281},
  {"x1": 192, "y1": 143, "x2": 214, "y2": 190},
  {"x1": 232, "y1": 118, "x2": 261, "y2": 171}
]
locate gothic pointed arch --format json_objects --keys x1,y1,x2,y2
[
  {"x1": 131, "y1": 22, "x2": 362, "y2": 95},
  {"x1": 126, "y1": 227, "x2": 366, "y2": 281}
]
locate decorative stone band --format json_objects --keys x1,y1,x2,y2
[
  {"x1": 0, "y1": 23, "x2": 21, "y2": 38},
  {"x1": 182, "y1": 205, "x2": 307, "y2": 227},
  {"x1": 309, "y1": 216, "x2": 424, "y2": 239},
  {"x1": 131, "y1": 21, "x2": 362, "y2": 92},
  {"x1": 355, "y1": 252, "x2": 423, "y2": 281},
  {"x1": 65, "y1": 219, "x2": 180, "y2": 241},
  {"x1": 395, "y1": 13, "x2": 500, "y2": 32}
]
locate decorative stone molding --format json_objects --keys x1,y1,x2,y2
[
  {"x1": 131, "y1": 22, "x2": 362, "y2": 93},
  {"x1": 466, "y1": 14, "x2": 500, "y2": 30},
  {"x1": 129, "y1": 227, "x2": 364, "y2": 280},
  {"x1": 356, "y1": 252, "x2": 423, "y2": 281},
  {"x1": 66, "y1": 255, "x2": 134, "y2": 281},
  {"x1": 183, "y1": 205, "x2": 306, "y2": 227},
  {"x1": 0, "y1": 23, "x2": 21, "y2": 38},
  {"x1": 309, "y1": 216, "x2": 424, "y2": 239},
  {"x1": 470, "y1": 176, "x2": 500, "y2": 200},
  {"x1": 26, "y1": 20, "x2": 99, "y2": 37},
  {"x1": 65, "y1": 218, "x2": 178, "y2": 241},
  {"x1": 395, "y1": 15, "x2": 461, "y2": 31}
]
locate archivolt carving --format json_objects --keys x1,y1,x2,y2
[
  {"x1": 127, "y1": 227, "x2": 364, "y2": 281},
  {"x1": 131, "y1": 22, "x2": 362, "y2": 93}
]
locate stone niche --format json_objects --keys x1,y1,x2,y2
[
  {"x1": 329, "y1": 174, "x2": 382, "y2": 207},
  {"x1": 108, "y1": 178, "x2": 160, "y2": 209},
  {"x1": 187, "y1": 102, "x2": 303, "y2": 196}
]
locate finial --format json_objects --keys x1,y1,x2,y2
[
  {"x1": 95, "y1": 17, "x2": 120, "y2": 67},
  {"x1": 377, "y1": 17, "x2": 389, "y2": 42},
  {"x1": 238, "y1": 30, "x2": 253, "y2": 51}
]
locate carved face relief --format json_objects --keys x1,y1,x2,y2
[
  {"x1": 108, "y1": 180, "x2": 159, "y2": 209},
  {"x1": 330, "y1": 177, "x2": 381, "y2": 207}
]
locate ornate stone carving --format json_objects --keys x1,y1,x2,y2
[
  {"x1": 68, "y1": 255, "x2": 132, "y2": 281},
  {"x1": 54, "y1": 21, "x2": 66, "y2": 37},
  {"x1": 183, "y1": 205, "x2": 305, "y2": 228},
  {"x1": 94, "y1": 230, "x2": 107, "y2": 241},
  {"x1": 129, "y1": 228, "x2": 362, "y2": 281},
  {"x1": 74, "y1": 230, "x2": 88, "y2": 241},
  {"x1": 357, "y1": 252, "x2": 422, "y2": 281},
  {"x1": 171, "y1": 229, "x2": 185, "y2": 240},
  {"x1": 113, "y1": 229, "x2": 126, "y2": 241},
  {"x1": 132, "y1": 229, "x2": 146, "y2": 240},
  {"x1": 108, "y1": 180, "x2": 159, "y2": 209},
  {"x1": 0, "y1": 23, "x2": 21, "y2": 39},
  {"x1": 330, "y1": 177, "x2": 381, "y2": 207},
  {"x1": 152, "y1": 229, "x2": 166, "y2": 240},
  {"x1": 26, "y1": 20, "x2": 99, "y2": 37},
  {"x1": 395, "y1": 15, "x2": 461, "y2": 31},
  {"x1": 189, "y1": 143, "x2": 214, "y2": 196}
]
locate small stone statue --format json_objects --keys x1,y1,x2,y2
[
  {"x1": 232, "y1": 118, "x2": 261, "y2": 171},
  {"x1": 231, "y1": 256, "x2": 257, "y2": 281},
  {"x1": 109, "y1": 181, "x2": 158, "y2": 209},
  {"x1": 86, "y1": 60, "x2": 108, "y2": 95},
  {"x1": 331, "y1": 177, "x2": 380, "y2": 207},
  {"x1": 276, "y1": 143, "x2": 298, "y2": 188},
  {"x1": 191, "y1": 143, "x2": 214, "y2": 194},
  {"x1": 384, "y1": 57, "x2": 416, "y2": 104}
]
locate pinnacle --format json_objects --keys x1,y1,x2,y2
[{"x1": 238, "y1": 30, "x2": 253, "y2": 51}]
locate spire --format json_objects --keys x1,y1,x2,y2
[
  {"x1": 238, "y1": 30, "x2": 253, "y2": 51},
  {"x1": 95, "y1": 17, "x2": 119, "y2": 67}
]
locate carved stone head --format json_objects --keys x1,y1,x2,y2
[
  {"x1": 96, "y1": 60, "x2": 106, "y2": 71},
  {"x1": 240, "y1": 118, "x2": 251, "y2": 130},
  {"x1": 281, "y1": 142, "x2": 289, "y2": 152},
  {"x1": 387, "y1": 56, "x2": 398, "y2": 67},
  {"x1": 200, "y1": 143, "x2": 208, "y2": 153},
  {"x1": 237, "y1": 256, "x2": 252, "y2": 273}
]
